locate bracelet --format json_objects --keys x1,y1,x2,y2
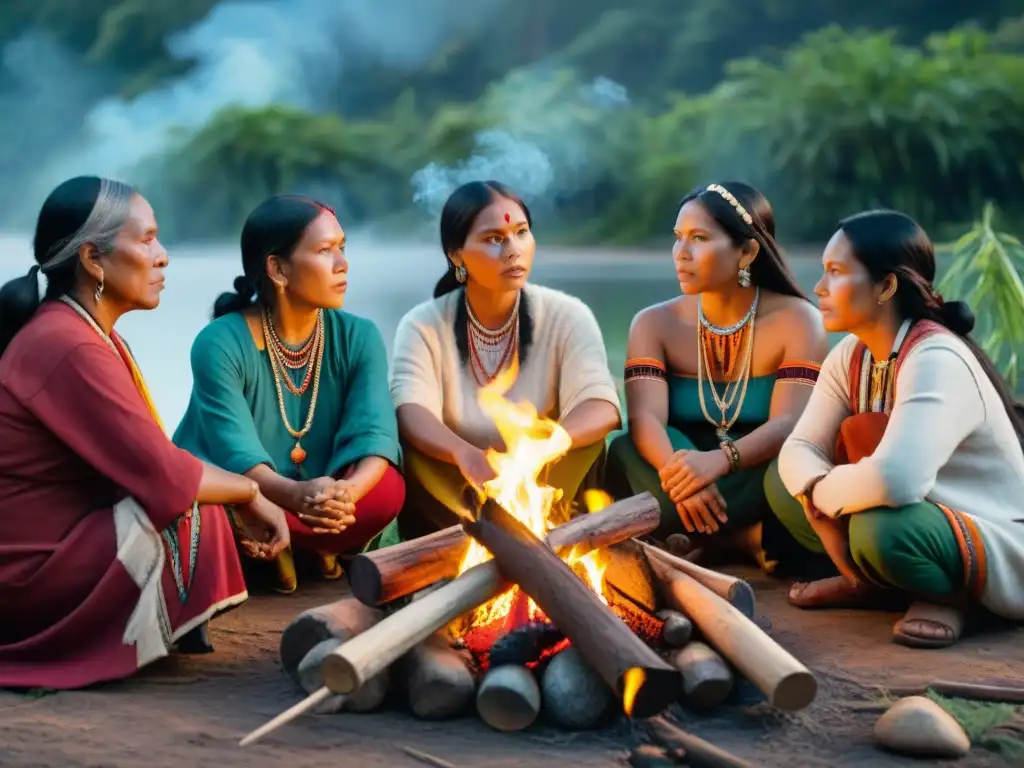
[
  {"x1": 247, "y1": 479, "x2": 259, "y2": 503},
  {"x1": 719, "y1": 439, "x2": 740, "y2": 474}
]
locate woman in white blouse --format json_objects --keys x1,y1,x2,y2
[
  {"x1": 390, "y1": 181, "x2": 622, "y2": 538},
  {"x1": 774, "y1": 209, "x2": 1024, "y2": 648}
]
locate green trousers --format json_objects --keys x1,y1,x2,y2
[
  {"x1": 605, "y1": 426, "x2": 774, "y2": 541},
  {"x1": 397, "y1": 440, "x2": 606, "y2": 540},
  {"x1": 763, "y1": 462, "x2": 965, "y2": 599}
]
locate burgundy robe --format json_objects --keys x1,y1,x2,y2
[{"x1": 0, "y1": 303, "x2": 247, "y2": 689}]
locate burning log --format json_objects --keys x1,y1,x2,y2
[
  {"x1": 638, "y1": 541, "x2": 756, "y2": 619},
  {"x1": 486, "y1": 620, "x2": 565, "y2": 669},
  {"x1": 278, "y1": 596, "x2": 383, "y2": 685},
  {"x1": 476, "y1": 665, "x2": 541, "y2": 732},
  {"x1": 672, "y1": 642, "x2": 733, "y2": 709},
  {"x1": 463, "y1": 500, "x2": 682, "y2": 719},
  {"x1": 349, "y1": 493, "x2": 661, "y2": 607},
  {"x1": 646, "y1": 556, "x2": 817, "y2": 712},
  {"x1": 540, "y1": 646, "x2": 613, "y2": 730},
  {"x1": 602, "y1": 540, "x2": 658, "y2": 612},
  {"x1": 319, "y1": 495, "x2": 661, "y2": 696}
]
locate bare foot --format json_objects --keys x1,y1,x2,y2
[
  {"x1": 788, "y1": 576, "x2": 880, "y2": 609},
  {"x1": 893, "y1": 601, "x2": 965, "y2": 648}
]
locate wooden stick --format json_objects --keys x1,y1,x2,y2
[
  {"x1": 400, "y1": 746, "x2": 458, "y2": 768},
  {"x1": 238, "y1": 687, "x2": 331, "y2": 747},
  {"x1": 349, "y1": 493, "x2": 661, "y2": 606},
  {"x1": 647, "y1": 556, "x2": 816, "y2": 712},
  {"x1": 464, "y1": 500, "x2": 681, "y2": 719},
  {"x1": 321, "y1": 495, "x2": 661, "y2": 695},
  {"x1": 638, "y1": 540, "x2": 755, "y2": 619},
  {"x1": 647, "y1": 715, "x2": 755, "y2": 768}
]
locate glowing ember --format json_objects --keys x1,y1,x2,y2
[{"x1": 454, "y1": 366, "x2": 609, "y2": 633}]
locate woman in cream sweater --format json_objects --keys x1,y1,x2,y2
[
  {"x1": 775, "y1": 209, "x2": 1024, "y2": 648},
  {"x1": 390, "y1": 181, "x2": 622, "y2": 537}
]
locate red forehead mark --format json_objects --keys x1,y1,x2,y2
[{"x1": 504, "y1": 212, "x2": 511, "y2": 223}]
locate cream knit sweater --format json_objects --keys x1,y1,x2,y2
[
  {"x1": 390, "y1": 284, "x2": 621, "y2": 450},
  {"x1": 779, "y1": 331, "x2": 1024, "y2": 619}
]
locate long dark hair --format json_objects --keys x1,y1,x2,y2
[
  {"x1": 680, "y1": 181, "x2": 807, "y2": 301},
  {"x1": 839, "y1": 209, "x2": 1024, "y2": 448},
  {"x1": 0, "y1": 176, "x2": 135, "y2": 356},
  {"x1": 212, "y1": 194, "x2": 333, "y2": 318},
  {"x1": 434, "y1": 180, "x2": 534, "y2": 365}
]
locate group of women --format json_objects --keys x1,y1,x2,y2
[{"x1": 0, "y1": 174, "x2": 1021, "y2": 692}]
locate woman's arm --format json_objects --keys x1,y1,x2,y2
[
  {"x1": 555, "y1": 297, "x2": 622, "y2": 447},
  {"x1": 560, "y1": 399, "x2": 622, "y2": 449},
  {"x1": 324, "y1": 319, "x2": 402, "y2": 500},
  {"x1": 196, "y1": 461, "x2": 258, "y2": 505},
  {"x1": 396, "y1": 404, "x2": 476, "y2": 464},
  {"x1": 728, "y1": 301, "x2": 828, "y2": 469},
  {"x1": 776, "y1": 337, "x2": 857, "y2": 499},
  {"x1": 622, "y1": 309, "x2": 675, "y2": 468},
  {"x1": 812, "y1": 342, "x2": 986, "y2": 517}
]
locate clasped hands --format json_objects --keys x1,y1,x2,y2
[
  {"x1": 659, "y1": 448, "x2": 730, "y2": 534},
  {"x1": 295, "y1": 474, "x2": 360, "y2": 534}
]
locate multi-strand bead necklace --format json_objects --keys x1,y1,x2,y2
[
  {"x1": 261, "y1": 306, "x2": 325, "y2": 465},
  {"x1": 695, "y1": 288, "x2": 759, "y2": 442},
  {"x1": 467, "y1": 292, "x2": 519, "y2": 386}
]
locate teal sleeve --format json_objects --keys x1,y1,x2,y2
[
  {"x1": 326, "y1": 319, "x2": 401, "y2": 474},
  {"x1": 178, "y1": 322, "x2": 275, "y2": 475}
]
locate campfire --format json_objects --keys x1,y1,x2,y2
[{"x1": 248, "y1": 372, "x2": 819, "y2": 748}]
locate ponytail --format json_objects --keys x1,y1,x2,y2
[
  {"x1": 433, "y1": 264, "x2": 462, "y2": 298},
  {"x1": 212, "y1": 274, "x2": 258, "y2": 319},
  {"x1": 0, "y1": 266, "x2": 43, "y2": 357}
]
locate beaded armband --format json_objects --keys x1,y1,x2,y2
[
  {"x1": 624, "y1": 357, "x2": 667, "y2": 384},
  {"x1": 776, "y1": 360, "x2": 821, "y2": 387}
]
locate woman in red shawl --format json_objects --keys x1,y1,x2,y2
[{"x1": 0, "y1": 176, "x2": 291, "y2": 690}]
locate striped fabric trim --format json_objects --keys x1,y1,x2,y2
[
  {"x1": 935, "y1": 502, "x2": 989, "y2": 601},
  {"x1": 625, "y1": 357, "x2": 667, "y2": 383},
  {"x1": 776, "y1": 360, "x2": 821, "y2": 386}
]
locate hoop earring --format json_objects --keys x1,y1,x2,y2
[
  {"x1": 94, "y1": 276, "x2": 104, "y2": 303},
  {"x1": 455, "y1": 265, "x2": 468, "y2": 284},
  {"x1": 737, "y1": 266, "x2": 751, "y2": 288}
]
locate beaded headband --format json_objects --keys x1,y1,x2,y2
[{"x1": 706, "y1": 184, "x2": 753, "y2": 226}]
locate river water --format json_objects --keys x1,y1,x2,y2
[{"x1": 0, "y1": 234, "x2": 829, "y2": 429}]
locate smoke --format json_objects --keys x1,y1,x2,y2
[
  {"x1": 411, "y1": 71, "x2": 631, "y2": 215},
  {"x1": 1, "y1": 0, "x2": 505, "y2": 227}
]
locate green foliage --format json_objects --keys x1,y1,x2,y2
[
  {"x1": 938, "y1": 203, "x2": 1024, "y2": 390},
  {"x1": 708, "y1": 25, "x2": 1024, "y2": 239},
  {"x1": 147, "y1": 22, "x2": 1024, "y2": 248}
]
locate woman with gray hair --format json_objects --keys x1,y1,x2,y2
[{"x1": 0, "y1": 176, "x2": 290, "y2": 690}]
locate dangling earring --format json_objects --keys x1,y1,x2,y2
[
  {"x1": 94, "y1": 275, "x2": 104, "y2": 303},
  {"x1": 455, "y1": 265, "x2": 468, "y2": 284},
  {"x1": 737, "y1": 265, "x2": 751, "y2": 288}
]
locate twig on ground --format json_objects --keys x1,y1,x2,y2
[{"x1": 400, "y1": 745, "x2": 458, "y2": 768}]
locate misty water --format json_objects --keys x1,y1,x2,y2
[{"x1": 0, "y1": 233, "x2": 828, "y2": 430}]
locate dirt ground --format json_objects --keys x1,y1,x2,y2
[{"x1": 1, "y1": 566, "x2": 1021, "y2": 768}]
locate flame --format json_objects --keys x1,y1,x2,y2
[
  {"x1": 455, "y1": 366, "x2": 609, "y2": 630},
  {"x1": 621, "y1": 667, "x2": 646, "y2": 718}
]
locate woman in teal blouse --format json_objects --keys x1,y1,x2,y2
[
  {"x1": 174, "y1": 195, "x2": 404, "y2": 593},
  {"x1": 604, "y1": 182, "x2": 826, "y2": 570}
]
